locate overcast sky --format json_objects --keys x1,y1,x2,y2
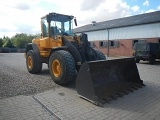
[{"x1": 0, "y1": 0, "x2": 160, "y2": 38}]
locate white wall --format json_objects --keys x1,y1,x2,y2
[
  {"x1": 109, "y1": 23, "x2": 160, "y2": 40},
  {"x1": 77, "y1": 23, "x2": 160, "y2": 41}
]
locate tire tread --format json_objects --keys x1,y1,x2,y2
[{"x1": 49, "y1": 50, "x2": 76, "y2": 85}]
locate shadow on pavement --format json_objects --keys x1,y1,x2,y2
[
  {"x1": 38, "y1": 69, "x2": 50, "y2": 76},
  {"x1": 63, "y1": 79, "x2": 77, "y2": 90},
  {"x1": 38, "y1": 68, "x2": 77, "y2": 90}
]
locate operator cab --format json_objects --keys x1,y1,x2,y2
[{"x1": 41, "y1": 13, "x2": 76, "y2": 37}]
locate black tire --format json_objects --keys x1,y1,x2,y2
[
  {"x1": 149, "y1": 56, "x2": 155, "y2": 64},
  {"x1": 49, "y1": 50, "x2": 76, "y2": 85},
  {"x1": 26, "y1": 50, "x2": 42, "y2": 74},
  {"x1": 135, "y1": 58, "x2": 140, "y2": 63},
  {"x1": 95, "y1": 50, "x2": 106, "y2": 60}
]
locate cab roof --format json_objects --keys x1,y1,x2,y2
[{"x1": 41, "y1": 12, "x2": 74, "y2": 22}]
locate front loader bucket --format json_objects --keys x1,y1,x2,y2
[{"x1": 76, "y1": 57, "x2": 144, "y2": 106}]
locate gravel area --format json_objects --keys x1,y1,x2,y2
[{"x1": 0, "y1": 53, "x2": 58, "y2": 99}]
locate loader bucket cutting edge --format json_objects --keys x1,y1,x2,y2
[{"x1": 76, "y1": 57, "x2": 144, "y2": 105}]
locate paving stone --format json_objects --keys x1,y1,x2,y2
[{"x1": 0, "y1": 96, "x2": 59, "y2": 120}]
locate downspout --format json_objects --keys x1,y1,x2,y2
[{"x1": 107, "y1": 29, "x2": 109, "y2": 57}]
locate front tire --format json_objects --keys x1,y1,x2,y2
[
  {"x1": 26, "y1": 50, "x2": 42, "y2": 74},
  {"x1": 49, "y1": 50, "x2": 76, "y2": 85}
]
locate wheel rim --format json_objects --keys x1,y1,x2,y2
[
  {"x1": 27, "y1": 56, "x2": 33, "y2": 69},
  {"x1": 52, "y1": 59, "x2": 61, "y2": 77}
]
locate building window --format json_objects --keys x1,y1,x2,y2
[
  {"x1": 99, "y1": 41, "x2": 107, "y2": 47},
  {"x1": 109, "y1": 40, "x2": 119, "y2": 48},
  {"x1": 99, "y1": 41, "x2": 104, "y2": 47},
  {"x1": 110, "y1": 41, "x2": 114, "y2": 47},
  {"x1": 99, "y1": 40, "x2": 119, "y2": 48}
]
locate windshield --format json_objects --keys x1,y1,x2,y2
[
  {"x1": 135, "y1": 43, "x2": 148, "y2": 51},
  {"x1": 50, "y1": 20, "x2": 73, "y2": 36}
]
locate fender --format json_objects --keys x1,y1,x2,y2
[
  {"x1": 49, "y1": 38, "x2": 82, "y2": 67},
  {"x1": 26, "y1": 43, "x2": 42, "y2": 62},
  {"x1": 49, "y1": 46, "x2": 68, "y2": 58}
]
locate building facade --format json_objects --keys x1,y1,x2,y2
[
  {"x1": 90, "y1": 38, "x2": 159, "y2": 57},
  {"x1": 74, "y1": 11, "x2": 160, "y2": 56}
]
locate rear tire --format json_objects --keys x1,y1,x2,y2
[
  {"x1": 95, "y1": 50, "x2": 106, "y2": 60},
  {"x1": 26, "y1": 50, "x2": 42, "y2": 74},
  {"x1": 49, "y1": 50, "x2": 76, "y2": 85},
  {"x1": 149, "y1": 56, "x2": 155, "y2": 64}
]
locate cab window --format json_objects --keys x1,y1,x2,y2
[{"x1": 42, "y1": 18, "x2": 48, "y2": 37}]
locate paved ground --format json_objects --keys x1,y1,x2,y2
[
  {"x1": 1, "y1": 53, "x2": 160, "y2": 120},
  {"x1": 0, "y1": 95, "x2": 59, "y2": 120}
]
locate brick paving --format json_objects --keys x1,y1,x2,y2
[{"x1": 0, "y1": 95, "x2": 59, "y2": 120}]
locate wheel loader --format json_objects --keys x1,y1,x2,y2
[{"x1": 25, "y1": 13, "x2": 145, "y2": 106}]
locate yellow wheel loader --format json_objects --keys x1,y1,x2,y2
[{"x1": 25, "y1": 13, "x2": 145, "y2": 106}]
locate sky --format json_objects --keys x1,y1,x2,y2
[{"x1": 0, "y1": 0, "x2": 160, "y2": 38}]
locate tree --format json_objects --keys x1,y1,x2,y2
[
  {"x1": 0, "y1": 38, "x2": 3, "y2": 47},
  {"x1": 3, "y1": 37, "x2": 14, "y2": 48},
  {"x1": 12, "y1": 33, "x2": 39, "y2": 48}
]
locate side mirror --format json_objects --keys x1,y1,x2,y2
[{"x1": 74, "y1": 18, "x2": 77, "y2": 26}]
